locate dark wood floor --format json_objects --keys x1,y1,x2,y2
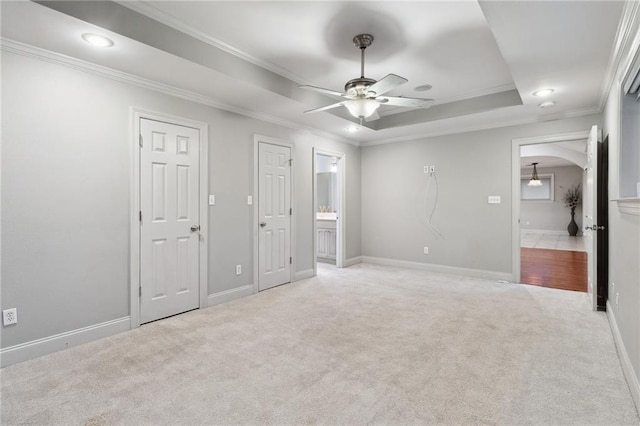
[{"x1": 521, "y1": 248, "x2": 587, "y2": 292}]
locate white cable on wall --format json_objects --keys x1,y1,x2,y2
[{"x1": 423, "y1": 170, "x2": 444, "y2": 239}]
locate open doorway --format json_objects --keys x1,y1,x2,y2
[
  {"x1": 313, "y1": 149, "x2": 345, "y2": 276},
  {"x1": 514, "y1": 134, "x2": 589, "y2": 292}
]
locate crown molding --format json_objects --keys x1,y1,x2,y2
[
  {"x1": 360, "y1": 106, "x2": 601, "y2": 147},
  {"x1": 115, "y1": 1, "x2": 313, "y2": 87},
  {"x1": 5, "y1": 34, "x2": 597, "y2": 150},
  {"x1": 432, "y1": 83, "x2": 518, "y2": 107},
  {"x1": 598, "y1": 0, "x2": 640, "y2": 109},
  {"x1": 378, "y1": 82, "x2": 518, "y2": 118},
  {"x1": 1, "y1": 38, "x2": 359, "y2": 147}
]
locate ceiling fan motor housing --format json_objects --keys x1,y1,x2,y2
[{"x1": 344, "y1": 77, "x2": 377, "y2": 97}]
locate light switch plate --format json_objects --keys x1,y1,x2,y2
[
  {"x1": 209, "y1": 195, "x2": 215, "y2": 206},
  {"x1": 488, "y1": 196, "x2": 501, "y2": 204},
  {"x1": 247, "y1": 195, "x2": 253, "y2": 205}
]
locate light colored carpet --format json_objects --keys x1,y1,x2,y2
[{"x1": 1, "y1": 263, "x2": 638, "y2": 425}]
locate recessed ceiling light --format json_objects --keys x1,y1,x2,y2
[
  {"x1": 539, "y1": 101, "x2": 555, "y2": 108},
  {"x1": 414, "y1": 84, "x2": 433, "y2": 92},
  {"x1": 533, "y1": 88, "x2": 554, "y2": 97},
  {"x1": 346, "y1": 126, "x2": 359, "y2": 132},
  {"x1": 82, "y1": 33, "x2": 114, "y2": 48}
]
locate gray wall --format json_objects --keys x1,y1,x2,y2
[
  {"x1": 604, "y1": 63, "x2": 640, "y2": 393},
  {"x1": 1, "y1": 51, "x2": 361, "y2": 348},
  {"x1": 620, "y1": 93, "x2": 640, "y2": 198},
  {"x1": 361, "y1": 114, "x2": 601, "y2": 275},
  {"x1": 520, "y1": 165, "x2": 584, "y2": 232}
]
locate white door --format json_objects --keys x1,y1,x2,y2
[
  {"x1": 258, "y1": 142, "x2": 292, "y2": 291},
  {"x1": 584, "y1": 125, "x2": 599, "y2": 311},
  {"x1": 140, "y1": 118, "x2": 200, "y2": 323}
]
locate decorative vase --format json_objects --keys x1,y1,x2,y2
[{"x1": 567, "y1": 209, "x2": 579, "y2": 236}]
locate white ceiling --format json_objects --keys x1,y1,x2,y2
[
  {"x1": 129, "y1": 1, "x2": 515, "y2": 102},
  {"x1": 0, "y1": 1, "x2": 625, "y2": 145}
]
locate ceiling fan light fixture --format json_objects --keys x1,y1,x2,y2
[
  {"x1": 344, "y1": 99, "x2": 380, "y2": 119},
  {"x1": 539, "y1": 101, "x2": 555, "y2": 108}
]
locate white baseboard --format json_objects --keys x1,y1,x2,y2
[
  {"x1": 0, "y1": 316, "x2": 131, "y2": 368},
  {"x1": 294, "y1": 269, "x2": 314, "y2": 281},
  {"x1": 607, "y1": 301, "x2": 640, "y2": 415},
  {"x1": 208, "y1": 285, "x2": 254, "y2": 307},
  {"x1": 361, "y1": 256, "x2": 513, "y2": 282},
  {"x1": 344, "y1": 256, "x2": 363, "y2": 267}
]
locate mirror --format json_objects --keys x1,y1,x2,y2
[{"x1": 317, "y1": 172, "x2": 337, "y2": 212}]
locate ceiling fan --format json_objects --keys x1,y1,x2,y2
[{"x1": 300, "y1": 34, "x2": 434, "y2": 123}]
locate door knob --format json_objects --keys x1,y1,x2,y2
[
  {"x1": 190, "y1": 225, "x2": 200, "y2": 232},
  {"x1": 260, "y1": 222, "x2": 267, "y2": 228}
]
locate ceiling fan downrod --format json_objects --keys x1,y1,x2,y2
[{"x1": 353, "y1": 34, "x2": 373, "y2": 79}]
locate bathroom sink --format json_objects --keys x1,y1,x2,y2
[{"x1": 316, "y1": 212, "x2": 337, "y2": 220}]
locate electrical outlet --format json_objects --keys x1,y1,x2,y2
[
  {"x1": 209, "y1": 195, "x2": 215, "y2": 206},
  {"x1": 235, "y1": 264, "x2": 242, "y2": 275},
  {"x1": 247, "y1": 195, "x2": 253, "y2": 205},
  {"x1": 423, "y1": 247, "x2": 429, "y2": 255},
  {"x1": 424, "y1": 166, "x2": 430, "y2": 174},
  {"x1": 3, "y1": 308, "x2": 17, "y2": 326}
]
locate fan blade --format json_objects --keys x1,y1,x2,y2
[
  {"x1": 299, "y1": 85, "x2": 347, "y2": 99},
  {"x1": 378, "y1": 96, "x2": 434, "y2": 108},
  {"x1": 304, "y1": 102, "x2": 344, "y2": 114},
  {"x1": 367, "y1": 74, "x2": 408, "y2": 96},
  {"x1": 364, "y1": 110, "x2": 380, "y2": 122}
]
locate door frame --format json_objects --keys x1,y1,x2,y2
[
  {"x1": 312, "y1": 148, "x2": 346, "y2": 274},
  {"x1": 252, "y1": 135, "x2": 295, "y2": 293},
  {"x1": 511, "y1": 130, "x2": 590, "y2": 283},
  {"x1": 129, "y1": 107, "x2": 209, "y2": 328}
]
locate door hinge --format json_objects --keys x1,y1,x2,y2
[
  {"x1": 288, "y1": 158, "x2": 293, "y2": 166},
  {"x1": 139, "y1": 211, "x2": 142, "y2": 223},
  {"x1": 139, "y1": 286, "x2": 142, "y2": 297},
  {"x1": 290, "y1": 257, "x2": 292, "y2": 264},
  {"x1": 139, "y1": 134, "x2": 143, "y2": 148},
  {"x1": 290, "y1": 208, "x2": 292, "y2": 215}
]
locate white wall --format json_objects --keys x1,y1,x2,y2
[
  {"x1": 0, "y1": 51, "x2": 361, "y2": 350},
  {"x1": 520, "y1": 165, "x2": 584, "y2": 232},
  {"x1": 361, "y1": 114, "x2": 601, "y2": 277},
  {"x1": 603, "y1": 45, "x2": 640, "y2": 406}
]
